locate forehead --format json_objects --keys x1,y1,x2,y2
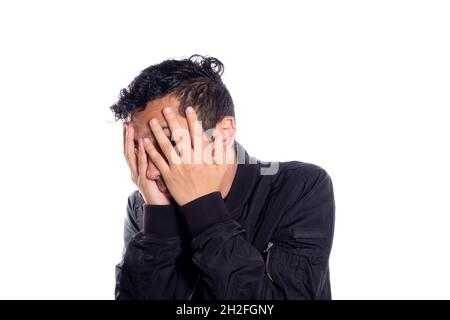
[
  {"x1": 132, "y1": 94, "x2": 180, "y2": 124},
  {"x1": 131, "y1": 94, "x2": 185, "y2": 138}
]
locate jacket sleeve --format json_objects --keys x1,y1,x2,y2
[
  {"x1": 178, "y1": 168, "x2": 335, "y2": 300},
  {"x1": 115, "y1": 192, "x2": 197, "y2": 299}
]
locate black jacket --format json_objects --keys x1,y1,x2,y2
[{"x1": 115, "y1": 142, "x2": 335, "y2": 299}]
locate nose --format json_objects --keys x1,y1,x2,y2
[{"x1": 146, "y1": 159, "x2": 161, "y2": 181}]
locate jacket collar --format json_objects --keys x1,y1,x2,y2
[{"x1": 223, "y1": 141, "x2": 260, "y2": 215}]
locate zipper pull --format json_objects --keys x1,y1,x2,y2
[
  {"x1": 264, "y1": 241, "x2": 273, "y2": 253},
  {"x1": 264, "y1": 241, "x2": 275, "y2": 282}
]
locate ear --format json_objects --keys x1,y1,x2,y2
[{"x1": 215, "y1": 116, "x2": 236, "y2": 149}]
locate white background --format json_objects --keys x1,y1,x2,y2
[{"x1": 0, "y1": 0, "x2": 449, "y2": 299}]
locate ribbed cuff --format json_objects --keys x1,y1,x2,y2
[
  {"x1": 179, "y1": 192, "x2": 231, "y2": 238},
  {"x1": 143, "y1": 204, "x2": 180, "y2": 237}
]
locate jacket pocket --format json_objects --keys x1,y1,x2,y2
[{"x1": 263, "y1": 241, "x2": 312, "y2": 284}]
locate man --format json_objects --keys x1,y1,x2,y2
[{"x1": 111, "y1": 55, "x2": 335, "y2": 299}]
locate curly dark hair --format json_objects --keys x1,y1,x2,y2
[{"x1": 110, "y1": 54, "x2": 235, "y2": 130}]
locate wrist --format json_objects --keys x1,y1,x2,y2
[
  {"x1": 179, "y1": 191, "x2": 231, "y2": 237},
  {"x1": 143, "y1": 203, "x2": 180, "y2": 237},
  {"x1": 180, "y1": 189, "x2": 221, "y2": 206},
  {"x1": 141, "y1": 191, "x2": 170, "y2": 205}
]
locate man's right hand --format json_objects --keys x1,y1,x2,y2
[{"x1": 123, "y1": 123, "x2": 171, "y2": 205}]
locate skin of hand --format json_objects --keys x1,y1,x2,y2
[
  {"x1": 143, "y1": 106, "x2": 227, "y2": 206},
  {"x1": 123, "y1": 123, "x2": 171, "y2": 205}
]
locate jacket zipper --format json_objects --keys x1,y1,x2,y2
[{"x1": 264, "y1": 241, "x2": 274, "y2": 282}]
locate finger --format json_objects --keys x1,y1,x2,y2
[
  {"x1": 163, "y1": 107, "x2": 191, "y2": 146},
  {"x1": 185, "y1": 106, "x2": 200, "y2": 149},
  {"x1": 185, "y1": 107, "x2": 206, "y2": 163},
  {"x1": 125, "y1": 124, "x2": 138, "y2": 179},
  {"x1": 143, "y1": 138, "x2": 171, "y2": 173},
  {"x1": 163, "y1": 107, "x2": 192, "y2": 163},
  {"x1": 137, "y1": 138, "x2": 148, "y2": 178},
  {"x1": 171, "y1": 128, "x2": 193, "y2": 164},
  {"x1": 149, "y1": 118, "x2": 181, "y2": 165}
]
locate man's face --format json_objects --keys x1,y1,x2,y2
[{"x1": 129, "y1": 94, "x2": 189, "y2": 197}]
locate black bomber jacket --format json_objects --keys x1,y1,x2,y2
[{"x1": 115, "y1": 142, "x2": 335, "y2": 299}]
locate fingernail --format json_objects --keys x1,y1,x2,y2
[
  {"x1": 144, "y1": 138, "x2": 150, "y2": 145},
  {"x1": 186, "y1": 107, "x2": 194, "y2": 114},
  {"x1": 163, "y1": 107, "x2": 171, "y2": 114},
  {"x1": 150, "y1": 118, "x2": 159, "y2": 126}
]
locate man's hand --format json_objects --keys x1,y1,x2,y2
[
  {"x1": 143, "y1": 107, "x2": 227, "y2": 206},
  {"x1": 123, "y1": 123, "x2": 171, "y2": 205}
]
